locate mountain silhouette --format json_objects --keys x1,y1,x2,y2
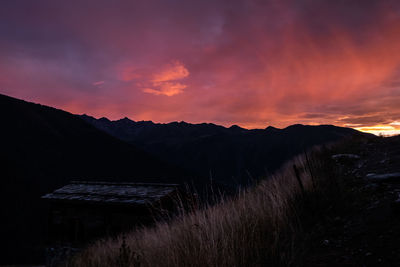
[{"x1": 81, "y1": 115, "x2": 365, "y2": 186}]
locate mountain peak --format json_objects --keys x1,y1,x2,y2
[
  {"x1": 81, "y1": 113, "x2": 94, "y2": 119},
  {"x1": 229, "y1": 124, "x2": 245, "y2": 131},
  {"x1": 116, "y1": 117, "x2": 134, "y2": 123},
  {"x1": 99, "y1": 117, "x2": 111, "y2": 122}
]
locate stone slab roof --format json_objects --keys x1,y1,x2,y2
[{"x1": 42, "y1": 181, "x2": 179, "y2": 205}]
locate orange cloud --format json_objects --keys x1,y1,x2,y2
[
  {"x1": 117, "y1": 61, "x2": 189, "y2": 96},
  {"x1": 152, "y1": 61, "x2": 189, "y2": 83},
  {"x1": 143, "y1": 82, "x2": 187, "y2": 96},
  {"x1": 142, "y1": 61, "x2": 189, "y2": 96}
]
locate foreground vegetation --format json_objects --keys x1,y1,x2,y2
[{"x1": 68, "y1": 140, "x2": 356, "y2": 267}]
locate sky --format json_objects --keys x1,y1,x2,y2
[{"x1": 1, "y1": 0, "x2": 400, "y2": 135}]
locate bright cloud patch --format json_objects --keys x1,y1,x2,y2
[
  {"x1": 356, "y1": 125, "x2": 400, "y2": 136},
  {"x1": 143, "y1": 82, "x2": 187, "y2": 96},
  {"x1": 152, "y1": 61, "x2": 189, "y2": 83},
  {"x1": 143, "y1": 61, "x2": 189, "y2": 96}
]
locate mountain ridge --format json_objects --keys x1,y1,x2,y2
[
  {"x1": 81, "y1": 114, "x2": 367, "y2": 186},
  {"x1": 82, "y1": 114, "x2": 351, "y2": 132}
]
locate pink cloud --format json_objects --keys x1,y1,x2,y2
[
  {"x1": 2, "y1": 0, "x2": 400, "y2": 135},
  {"x1": 142, "y1": 61, "x2": 189, "y2": 96},
  {"x1": 120, "y1": 61, "x2": 190, "y2": 96},
  {"x1": 93, "y1": 81, "x2": 105, "y2": 86},
  {"x1": 152, "y1": 61, "x2": 189, "y2": 83},
  {"x1": 143, "y1": 82, "x2": 187, "y2": 96}
]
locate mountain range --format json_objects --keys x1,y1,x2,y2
[{"x1": 81, "y1": 114, "x2": 362, "y2": 186}]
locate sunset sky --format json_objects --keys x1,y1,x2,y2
[{"x1": 1, "y1": 0, "x2": 400, "y2": 135}]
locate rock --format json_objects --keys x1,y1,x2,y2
[
  {"x1": 366, "y1": 173, "x2": 400, "y2": 183},
  {"x1": 332, "y1": 154, "x2": 360, "y2": 160}
]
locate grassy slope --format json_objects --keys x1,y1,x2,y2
[{"x1": 70, "y1": 136, "x2": 361, "y2": 267}]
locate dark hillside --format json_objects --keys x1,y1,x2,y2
[
  {"x1": 0, "y1": 94, "x2": 183, "y2": 182},
  {"x1": 304, "y1": 135, "x2": 400, "y2": 266},
  {"x1": 0, "y1": 94, "x2": 186, "y2": 264}
]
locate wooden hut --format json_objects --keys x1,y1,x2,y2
[{"x1": 42, "y1": 181, "x2": 182, "y2": 246}]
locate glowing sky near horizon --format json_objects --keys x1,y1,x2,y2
[{"x1": 1, "y1": 0, "x2": 400, "y2": 135}]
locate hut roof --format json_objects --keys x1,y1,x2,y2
[{"x1": 42, "y1": 181, "x2": 179, "y2": 205}]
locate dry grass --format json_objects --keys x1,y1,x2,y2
[{"x1": 69, "y1": 148, "x2": 342, "y2": 267}]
